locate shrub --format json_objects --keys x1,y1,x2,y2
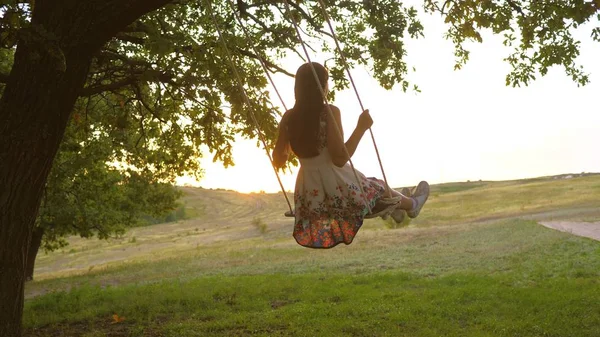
[
  {"x1": 252, "y1": 216, "x2": 268, "y2": 234},
  {"x1": 383, "y1": 211, "x2": 411, "y2": 229}
]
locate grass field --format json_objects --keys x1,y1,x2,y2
[{"x1": 23, "y1": 174, "x2": 600, "y2": 336}]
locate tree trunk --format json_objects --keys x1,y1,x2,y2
[
  {"x1": 25, "y1": 228, "x2": 44, "y2": 282},
  {"x1": 0, "y1": 1, "x2": 175, "y2": 336},
  {"x1": 0, "y1": 40, "x2": 92, "y2": 337}
]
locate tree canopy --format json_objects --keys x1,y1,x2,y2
[
  {"x1": 424, "y1": 0, "x2": 599, "y2": 86},
  {"x1": 36, "y1": 95, "x2": 182, "y2": 254},
  {"x1": 3, "y1": 0, "x2": 596, "y2": 172}
]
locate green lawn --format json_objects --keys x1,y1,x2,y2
[{"x1": 23, "y1": 174, "x2": 600, "y2": 336}]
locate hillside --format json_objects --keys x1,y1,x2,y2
[
  {"x1": 182, "y1": 172, "x2": 600, "y2": 226},
  {"x1": 29, "y1": 173, "x2": 600, "y2": 285}
]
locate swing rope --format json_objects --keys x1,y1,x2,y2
[
  {"x1": 314, "y1": 0, "x2": 392, "y2": 198},
  {"x1": 281, "y1": 0, "x2": 404, "y2": 219},
  {"x1": 205, "y1": 0, "x2": 294, "y2": 215},
  {"x1": 280, "y1": 0, "x2": 378, "y2": 215},
  {"x1": 208, "y1": 1, "x2": 402, "y2": 219}
]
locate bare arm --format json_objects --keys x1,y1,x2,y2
[
  {"x1": 272, "y1": 110, "x2": 291, "y2": 169},
  {"x1": 327, "y1": 105, "x2": 372, "y2": 167}
]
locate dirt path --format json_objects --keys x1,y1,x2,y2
[{"x1": 539, "y1": 221, "x2": 600, "y2": 241}]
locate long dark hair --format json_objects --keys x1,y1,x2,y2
[{"x1": 288, "y1": 62, "x2": 329, "y2": 158}]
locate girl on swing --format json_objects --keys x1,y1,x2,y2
[{"x1": 273, "y1": 62, "x2": 429, "y2": 248}]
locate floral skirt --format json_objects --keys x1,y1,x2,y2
[{"x1": 292, "y1": 153, "x2": 386, "y2": 248}]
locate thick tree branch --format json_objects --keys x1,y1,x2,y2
[
  {"x1": 121, "y1": 21, "x2": 154, "y2": 34},
  {"x1": 98, "y1": 50, "x2": 151, "y2": 67},
  {"x1": 80, "y1": 77, "x2": 138, "y2": 96},
  {"x1": 83, "y1": 47, "x2": 177, "y2": 96},
  {"x1": 115, "y1": 33, "x2": 146, "y2": 45},
  {"x1": 86, "y1": 0, "x2": 178, "y2": 50}
]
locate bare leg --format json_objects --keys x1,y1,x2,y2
[
  {"x1": 387, "y1": 186, "x2": 415, "y2": 211},
  {"x1": 398, "y1": 195, "x2": 414, "y2": 211},
  {"x1": 387, "y1": 182, "x2": 429, "y2": 222}
]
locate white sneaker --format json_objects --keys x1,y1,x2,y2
[{"x1": 407, "y1": 181, "x2": 429, "y2": 219}]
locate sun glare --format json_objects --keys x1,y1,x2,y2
[{"x1": 176, "y1": 140, "x2": 298, "y2": 194}]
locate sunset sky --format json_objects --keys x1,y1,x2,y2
[{"x1": 178, "y1": 10, "x2": 600, "y2": 194}]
